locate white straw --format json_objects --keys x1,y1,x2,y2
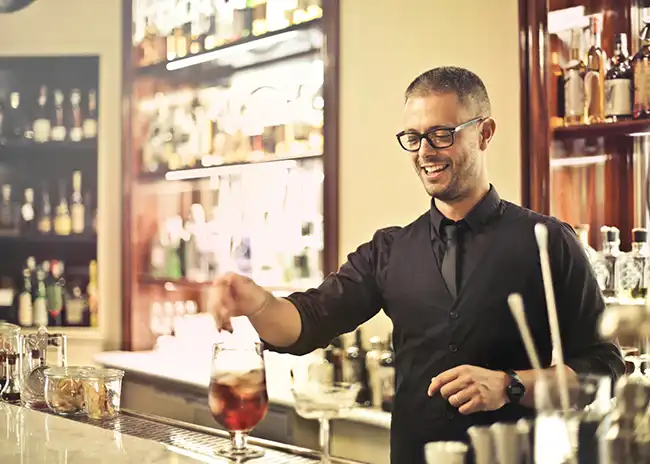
[
  {"x1": 534, "y1": 223, "x2": 571, "y2": 417},
  {"x1": 507, "y1": 293, "x2": 543, "y2": 371}
]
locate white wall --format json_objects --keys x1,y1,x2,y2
[
  {"x1": 338, "y1": 0, "x2": 522, "y2": 339},
  {"x1": 0, "y1": 0, "x2": 124, "y2": 358}
]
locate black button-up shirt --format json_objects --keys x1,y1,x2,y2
[{"x1": 268, "y1": 186, "x2": 624, "y2": 464}]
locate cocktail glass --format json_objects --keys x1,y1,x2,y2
[
  {"x1": 208, "y1": 340, "x2": 268, "y2": 462},
  {"x1": 291, "y1": 359, "x2": 360, "y2": 464}
]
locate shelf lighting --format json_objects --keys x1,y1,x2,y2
[
  {"x1": 550, "y1": 154, "x2": 609, "y2": 168},
  {"x1": 627, "y1": 131, "x2": 650, "y2": 137},
  {"x1": 164, "y1": 159, "x2": 299, "y2": 181},
  {"x1": 166, "y1": 30, "x2": 302, "y2": 71},
  {"x1": 548, "y1": 6, "x2": 587, "y2": 34}
]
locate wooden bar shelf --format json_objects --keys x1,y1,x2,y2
[{"x1": 553, "y1": 119, "x2": 650, "y2": 139}]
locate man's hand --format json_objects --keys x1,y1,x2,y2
[
  {"x1": 212, "y1": 272, "x2": 274, "y2": 332},
  {"x1": 427, "y1": 365, "x2": 510, "y2": 415}
]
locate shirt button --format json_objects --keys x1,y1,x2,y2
[
  {"x1": 448, "y1": 344, "x2": 458, "y2": 353},
  {"x1": 449, "y1": 311, "x2": 459, "y2": 320}
]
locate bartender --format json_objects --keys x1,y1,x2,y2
[{"x1": 212, "y1": 66, "x2": 625, "y2": 463}]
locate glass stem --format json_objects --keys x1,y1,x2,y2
[
  {"x1": 319, "y1": 418, "x2": 331, "y2": 463},
  {"x1": 231, "y1": 431, "x2": 248, "y2": 452}
]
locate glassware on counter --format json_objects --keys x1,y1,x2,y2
[
  {"x1": 424, "y1": 442, "x2": 469, "y2": 464},
  {"x1": 534, "y1": 373, "x2": 612, "y2": 464},
  {"x1": 291, "y1": 356, "x2": 360, "y2": 464},
  {"x1": 44, "y1": 366, "x2": 94, "y2": 416},
  {"x1": 80, "y1": 368, "x2": 124, "y2": 419},
  {"x1": 591, "y1": 226, "x2": 621, "y2": 303},
  {"x1": 209, "y1": 340, "x2": 268, "y2": 461},
  {"x1": 20, "y1": 328, "x2": 67, "y2": 409},
  {"x1": 616, "y1": 228, "x2": 650, "y2": 304},
  {"x1": 0, "y1": 322, "x2": 20, "y2": 393},
  {"x1": 1, "y1": 352, "x2": 21, "y2": 404}
]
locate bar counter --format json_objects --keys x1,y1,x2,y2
[{"x1": 0, "y1": 402, "x2": 364, "y2": 463}]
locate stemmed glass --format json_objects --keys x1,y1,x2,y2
[
  {"x1": 290, "y1": 356, "x2": 360, "y2": 464},
  {"x1": 622, "y1": 344, "x2": 650, "y2": 381},
  {"x1": 209, "y1": 340, "x2": 269, "y2": 462}
]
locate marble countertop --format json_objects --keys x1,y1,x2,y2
[
  {"x1": 0, "y1": 403, "x2": 227, "y2": 463},
  {"x1": 94, "y1": 350, "x2": 392, "y2": 430}
]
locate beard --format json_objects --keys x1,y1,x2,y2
[{"x1": 419, "y1": 149, "x2": 479, "y2": 202}]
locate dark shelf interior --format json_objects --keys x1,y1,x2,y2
[
  {"x1": 136, "y1": 18, "x2": 322, "y2": 78},
  {"x1": 137, "y1": 153, "x2": 323, "y2": 182},
  {"x1": 553, "y1": 119, "x2": 650, "y2": 139}
]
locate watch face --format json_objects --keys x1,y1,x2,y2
[{"x1": 0, "y1": 0, "x2": 38, "y2": 14}]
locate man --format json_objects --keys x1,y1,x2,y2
[{"x1": 213, "y1": 66, "x2": 625, "y2": 463}]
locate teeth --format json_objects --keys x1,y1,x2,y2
[{"x1": 424, "y1": 165, "x2": 447, "y2": 174}]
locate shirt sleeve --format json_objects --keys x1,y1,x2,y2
[
  {"x1": 549, "y1": 222, "x2": 625, "y2": 382},
  {"x1": 263, "y1": 228, "x2": 396, "y2": 356}
]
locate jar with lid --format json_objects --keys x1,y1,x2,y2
[
  {"x1": 0, "y1": 323, "x2": 21, "y2": 391},
  {"x1": 44, "y1": 366, "x2": 95, "y2": 416},
  {"x1": 80, "y1": 368, "x2": 124, "y2": 419}
]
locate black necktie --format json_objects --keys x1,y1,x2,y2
[{"x1": 441, "y1": 224, "x2": 458, "y2": 298}]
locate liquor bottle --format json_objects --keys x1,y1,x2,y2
[
  {"x1": 37, "y1": 188, "x2": 52, "y2": 234},
  {"x1": 82, "y1": 89, "x2": 98, "y2": 139},
  {"x1": 564, "y1": 29, "x2": 586, "y2": 126},
  {"x1": 379, "y1": 334, "x2": 394, "y2": 413},
  {"x1": 584, "y1": 17, "x2": 606, "y2": 124},
  {"x1": 345, "y1": 330, "x2": 372, "y2": 407},
  {"x1": 7, "y1": 92, "x2": 28, "y2": 140},
  {"x1": 32, "y1": 268, "x2": 48, "y2": 327},
  {"x1": 634, "y1": 21, "x2": 650, "y2": 119},
  {"x1": 45, "y1": 260, "x2": 64, "y2": 327},
  {"x1": 0, "y1": 350, "x2": 6, "y2": 392},
  {"x1": 574, "y1": 224, "x2": 597, "y2": 262},
  {"x1": 17, "y1": 268, "x2": 33, "y2": 327},
  {"x1": 1, "y1": 352, "x2": 21, "y2": 404},
  {"x1": 53, "y1": 181, "x2": 71, "y2": 236},
  {"x1": 50, "y1": 89, "x2": 67, "y2": 142},
  {"x1": 329, "y1": 336, "x2": 344, "y2": 383},
  {"x1": 591, "y1": 226, "x2": 621, "y2": 303},
  {"x1": 0, "y1": 185, "x2": 16, "y2": 233},
  {"x1": 616, "y1": 228, "x2": 650, "y2": 304},
  {"x1": 87, "y1": 260, "x2": 98, "y2": 327},
  {"x1": 65, "y1": 284, "x2": 88, "y2": 327},
  {"x1": 0, "y1": 98, "x2": 6, "y2": 145},
  {"x1": 83, "y1": 190, "x2": 94, "y2": 233},
  {"x1": 233, "y1": 0, "x2": 253, "y2": 39},
  {"x1": 20, "y1": 188, "x2": 35, "y2": 234},
  {"x1": 367, "y1": 336, "x2": 384, "y2": 408},
  {"x1": 251, "y1": 0, "x2": 268, "y2": 36},
  {"x1": 33, "y1": 85, "x2": 51, "y2": 143},
  {"x1": 70, "y1": 171, "x2": 85, "y2": 234},
  {"x1": 69, "y1": 89, "x2": 83, "y2": 142},
  {"x1": 549, "y1": 52, "x2": 565, "y2": 128},
  {"x1": 605, "y1": 33, "x2": 632, "y2": 121}
]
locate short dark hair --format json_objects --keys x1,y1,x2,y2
[{"x1": 404, "y1": 66, "x2": 491, "y2": 116}]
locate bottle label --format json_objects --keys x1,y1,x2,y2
[
  {"x1": 70, "y1": 127, "x2": 84, "y2": 142},
  {"x1": 18, "y1": 293, "x2": 33, "y2": 326},
  {"x1": 33, "y1": 298, "x2": 47, "y2": 326},
  {"x1": 50, "y1": 125, "x2": 66, "y2": 142},
  {"x1": 38, "y1": 217, "x2": 51, "y2": 234},
  {"x1": 605, "y1": 79, "x2": 632, "y2": 117},
  {"x1": 564, "y1": 70, "x2": 585, "y2": 117},
  {"x1": 82, "y1": 119, "x2": 97, "y2": 139},
  {"x1": 634, "y1": 61, "x2": 650, "y2": 114},
  {"x1": 66, "y1": 298, "x2": 85, "y2": 325},
  {"x1": 71, "y1": 204, "x2": 85, "y2": 234},
  {"x1": 33, "y1": 119, "x2": 51, "y2": 143}
]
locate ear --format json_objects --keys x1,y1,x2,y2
[{"x1": 479, "y1": 118, "x2": 496, "y2": 150}]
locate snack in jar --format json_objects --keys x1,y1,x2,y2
[
  {"x1": 44, "y1": 366, "x2": 95, "y2": 416},
  {"x1": 80, "y1": 368, "x2": 124, "y2": 419}
]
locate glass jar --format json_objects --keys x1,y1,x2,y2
[
  {"x1": 80, "y1": 368, "x2": 124, "y2": 419},
  {"x1": 44, "y1": 366, "x2": 95, "y2": 416}
]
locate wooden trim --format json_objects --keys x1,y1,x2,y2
[
  {"x1": 322, "y1": 0, "x2": 340, "y2": 274},
  {"x1": 519, "y1": 0, "x2": 550, "y2": 214},
  {"x1": 121, "y1": 0, "x2": 134, "y2": 351}
]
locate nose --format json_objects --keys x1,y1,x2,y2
[{"x1": 417, "y1": 137, "x2": 436, "y2": 160}]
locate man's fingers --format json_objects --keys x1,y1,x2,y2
[
  {"x1": 439, "y1": 376, "x2": 472, "y2": 399},
  {"x1": 448, "y1": 386, "x2": 478, "y2": 407},
  {"x1": 427, "y1": 366, "x2": 463, "y2": 396},
  {"x1": 458, "y1": 397, "x2": 483, "y2": 415},
  {"x1": 213, "y1": 279, "x2": 236, "y2": 331}
]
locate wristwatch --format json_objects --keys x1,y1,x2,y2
[{"x1": 504, "y1": 369, "x2": 525, "y2": 405}]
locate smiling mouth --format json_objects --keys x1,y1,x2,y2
[{"x1": 422, "y1": 164, "x2": 449, "y2": 175}]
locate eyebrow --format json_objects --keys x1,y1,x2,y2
[{"x1": 403, "y1": 124, "x2": 453, "y2": 133}]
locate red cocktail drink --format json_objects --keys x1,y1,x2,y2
[{"x1": 209, "y1": 368, "x2": 268, "y2": 432}]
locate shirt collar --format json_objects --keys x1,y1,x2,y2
[{"x1": 429, "y1": 185, "x2": 502, "y2": 236}]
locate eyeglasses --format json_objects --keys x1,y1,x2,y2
[{"x1": 396, "y1": 117, "x2": 485, "y2": 152}]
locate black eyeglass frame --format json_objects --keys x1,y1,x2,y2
[{"x1": 395, "y1": 116, "x2": 485, "y2": 152}]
